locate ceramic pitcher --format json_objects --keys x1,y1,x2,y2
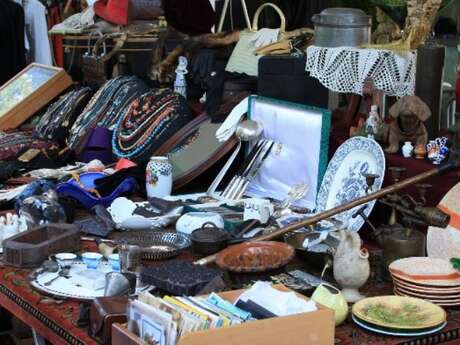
[
  {"x1": 311, "y1": 283, "x2": 348, "y2": 325},
  {"x1": 146, "y1": 156, "x2": 173, "y2": 198},
  {"x1": 333, "y1": 230, "x2": 370, "y2": 303}
]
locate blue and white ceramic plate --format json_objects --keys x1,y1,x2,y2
[{"x1": 316, "y1": 137, "x2": 385, "y2": 232}]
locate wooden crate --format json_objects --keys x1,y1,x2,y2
[{"x1": 112, "y1": 285, "x2": 335, "y2": 345}]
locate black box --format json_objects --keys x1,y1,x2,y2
[{"x1": 257, "y1": 54, "x2": 329, "y2": 108}]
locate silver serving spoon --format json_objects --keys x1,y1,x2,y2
[
  {"x1": 44, "y1": 268, "x2": 70, "y2": 286},
  {"x1": 207, "y1": 120, "x2": 263, "y2": 196}
]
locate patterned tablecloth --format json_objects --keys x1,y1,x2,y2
[{"x1": 1, "y1": 243, "x2": 460, "y2": 345}]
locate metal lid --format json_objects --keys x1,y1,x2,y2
[{"x1": 312, "y1": 7, "x2": 371, "y2": 27}]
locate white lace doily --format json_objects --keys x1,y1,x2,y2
[{"x1": 305, "y1": 45, "x2": 417, "y2": 97}]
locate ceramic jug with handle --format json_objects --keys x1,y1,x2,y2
[
  {"x1": 333, "y1": 230, "x2": 370, "y2": 303},
  {"x1": 311, "y1": 283, "x2": 348, "y2": 325}
]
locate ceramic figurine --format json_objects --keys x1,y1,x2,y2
[
  {"x1": 311, "y1": 283, "x2": 348, "y2": 325},
  {"x1": 427, "y1": 137, "x2": 448, "y2": 165},
  {"x1": 385, "y1": 96, "x2": 431, "y2": 154},
  {"x1": 333, "y1": 230, "x2": 370, "y2": 303},
  {"x1": 401, "y1": 141, "x2": 414, "y2": 158},
  {"x1": 414, "y1": 143, "x2": 426, "y2": 159},
  {"x1": 0, "y1": 213, "x2": 27, "y2": 251},
  {"x1": 145, "y1": 156, "x2": 173, "y2": 198},
  {"x1": 174, "y1": 56, "x2": 188, "y2": 98},
  {"x1": 366, "y1": 105, "x2": 381, "y2": 139}
]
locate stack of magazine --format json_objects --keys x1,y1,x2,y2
[
  {"x1": 129, "y1": 292, "x2": 252, "y2": 345},
  {"x1": 128, "y1": 282, "x2": 317, "y2": 345}
]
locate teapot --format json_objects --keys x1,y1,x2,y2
[{"x1": 333, "y1": 230, "x2": 369, "y2": 303}]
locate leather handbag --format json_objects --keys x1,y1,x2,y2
[
  {"x1": 225, "y1": 3, "x2": 286, "y2": 77},
  {"x1": 129, "y1": 0, "x2": 163, "y2": 21},
  {"x1": 89, "y1": 296, "x2": 128, "y2": 345},
  {"x1": 82, "y1": 33, "x2": 128, "y2": 85}
]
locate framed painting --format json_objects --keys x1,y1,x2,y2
[{"x1": 0, "y1": 63, "x2": 72, "y2": 130}]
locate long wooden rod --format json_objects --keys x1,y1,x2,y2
[{"x1": 195, "y1": 163, "x2": 456, "y2": 265}]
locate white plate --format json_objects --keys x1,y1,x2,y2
[
  {"x1": 31, "y1": 261, "x2": 149, "y2": 301},
  {"x1": 352, "y1": 315, "x2": 446, "y2": 337},
  {"x1": 316, "y1": 137, "x2": 385, "y2": 232}
]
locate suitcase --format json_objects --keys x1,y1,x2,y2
[
  {"x1": 63, "y1": 33, "x2": 162, "y2": 83},
  {"x1": 257, "y1": 54, "x2": 329, "y2": 108}
]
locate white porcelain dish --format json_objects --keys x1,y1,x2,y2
[{"x1": 316, "y1": 137, "x2": 385, "y2": 232}]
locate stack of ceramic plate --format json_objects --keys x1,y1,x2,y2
[
  {"x1": 427, "y1": 182, "x2": 460, "y2": 261},
  {"x1": 389, "y1": 257, "x2": 460, "y2": 306},
  {"x1": 352, "y1": 296, "x2": 447, "y2": 337}
]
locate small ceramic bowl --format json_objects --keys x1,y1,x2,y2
[
  {"x1": 82, "y1": 252, "x2": 103, "y2": 269},
  {"x1": 55, "y1": 253, "x2": 77, "y2": 269},
  {"x1": 176, "y1": 212, "x2": 224, "y2": 235},
  {"x1": 108, "y1": 253, "x2": 121, "y2": 272}
]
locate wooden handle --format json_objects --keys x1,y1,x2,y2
[
  {"x1": 252, "y1": 3, "x2": 286, "y2": 33},
  {"x1": 195, "y1": 164, "x2": 453, "y2": 266}
]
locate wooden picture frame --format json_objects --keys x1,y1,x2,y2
[{"x1": 0, "y1": 63, "x2": 73, "y2": 130}]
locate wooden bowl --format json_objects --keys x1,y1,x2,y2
[{"x1": 216, "y1": 241, "x2": 295, "y2": 273}]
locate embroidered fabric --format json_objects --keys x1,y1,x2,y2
[
  {"x1": 305, "y1": 45, "x2": 417, "y2": 97},
  {"x1": 112, "y1": 89, "x2": 194, "y2": 161},
  {"x1": 67, "y1": 76, "x2": 148, "y2": 151}
]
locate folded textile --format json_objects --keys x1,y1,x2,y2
[{"x1": 237, "y1": 281, "x2": 317, "y2": 316}]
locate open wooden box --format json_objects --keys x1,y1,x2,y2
[
  {"x1": 0, "y1": 63, "x2": 72, "y2": 130},
  {"x1": 112, "y1": 285, "x2": 335, "y2": 345}
]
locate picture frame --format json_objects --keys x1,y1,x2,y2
[{"x1": 0, "y1": 63, "x2": 73, "y2": 130}]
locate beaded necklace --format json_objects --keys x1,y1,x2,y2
[
  {"x1": 67, "y1": 76, "x2": 148, "y2": 150},
  {"x1": 36, "y1": 87, "x2": 93, "y2": 141},
  {"x1": 112, "y1": 89, "x2": 194, "y2": 160}
]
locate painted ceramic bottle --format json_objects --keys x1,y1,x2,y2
[
  {"x1": 401, "y1": 141, "x2": 414, "y2": 158},
  {"x1": 146, "y1": 156, "x2": 173, "y2": 198}
]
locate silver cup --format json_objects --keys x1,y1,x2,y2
[
  {"x1": 119, "y1": 244, "x2": 141, "y2": 273},
  {"x1": 104, "y1": 272, "x2": 131, "y2": 297}
]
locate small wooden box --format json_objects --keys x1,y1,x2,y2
[
  {"x1": 0, "y1": 63, "x2": 72, "y2": 130},
  {"x1": 112, "y1": 285, "x2": 335, "y2": 345}
]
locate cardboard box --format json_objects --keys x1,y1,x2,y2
[{"x1": 112, "y1": 285, "x2": 335, "y2": 345}]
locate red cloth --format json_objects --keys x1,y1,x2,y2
[
  {"x1": 46, "y1": 5, "x2": 64, "y2": 67},
  {"x1": 94, "y1": 0, "x2": 129, "y2": 25}
]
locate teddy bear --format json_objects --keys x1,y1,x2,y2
[{"x1": 385, "y1": 95, "x2": 431, "y2": 154}]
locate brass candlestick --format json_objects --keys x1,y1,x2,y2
[
  {"x1": 362, "y1": 173, "x2": 380, "y2": 194},
  {"x1": 387, "y1": 167, "x2": 406, "y2": 225},
  {"x1": 415, "y1": 183, "x2": 431, "y2": 205}
]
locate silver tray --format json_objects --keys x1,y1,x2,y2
[
  {"x1": 124, "y1": 232, "x2": 191, "y2": 260},
  {"x1": 30, "y1": 261, "x2": 150, "y2": 301}
]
